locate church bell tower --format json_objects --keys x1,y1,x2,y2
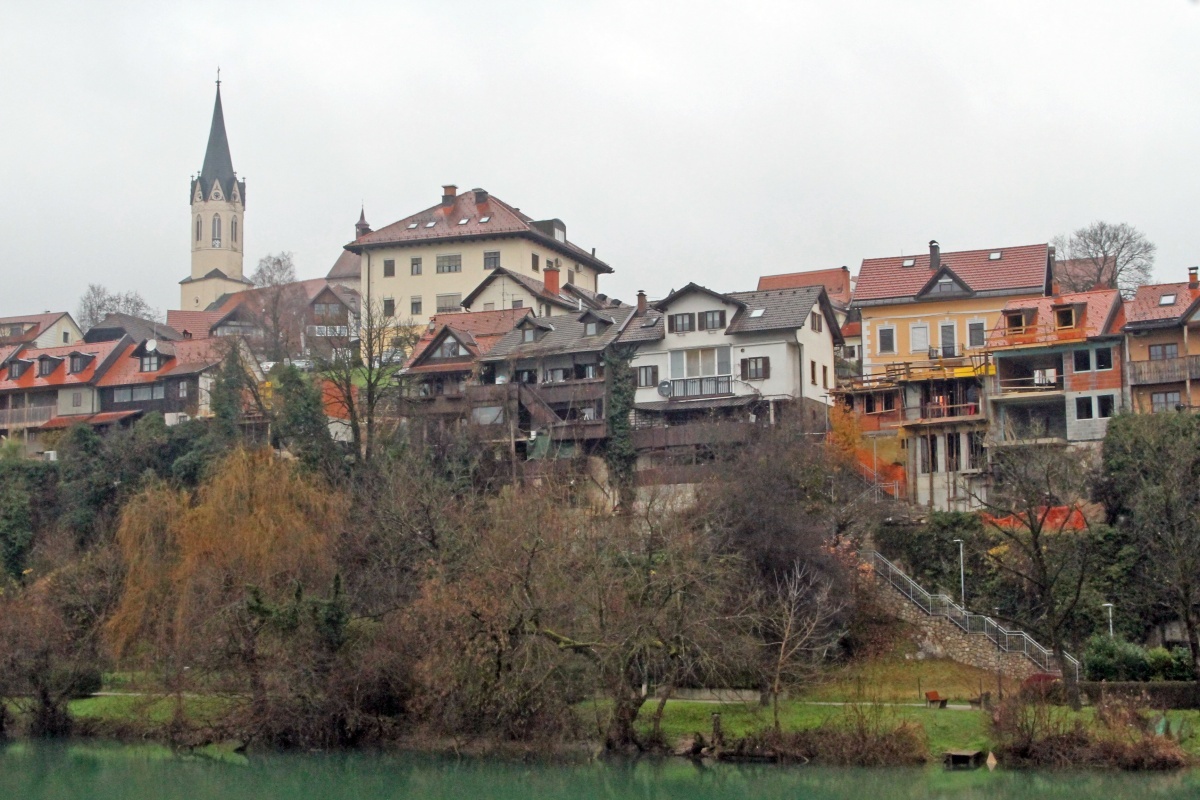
[{"x1": 181, "y1": 79, "x2": 251, "y2": 310}]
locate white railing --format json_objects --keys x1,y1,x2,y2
[
  {"x1": 865, "y1": 550, "x2": 1079, "y2": 678},
  {"x1": 0, "y1": 406, "x2": 54, "y2": 427}
]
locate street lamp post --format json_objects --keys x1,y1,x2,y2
[
  {"x1": 1102, "y1": 603, "x2": 1114, "y2": 638},
  {"x1": 952, "y1": 538, "x2": 965, "y2": 607}
]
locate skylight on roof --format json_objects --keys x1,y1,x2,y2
[
  {"x1": 989, "y1": 251, "x2": 1003, "y2": 260},
  {"x1": 1160, "y1": 294, "x2": 1177, "y2": 306},
  {"x1": 458, "y1": 218, "x2": 469, "y2": 225},
  {"x1": 902, "y1": 259, "x2": 916, "y2": 267},
  {"x1": 641, "y1": 317, "x2": 659, "y2": 328},
  {"x1": 749, "y1": 309, "x2": 766, "y2": 318},
  {"x1": 479, "y1": 216, "x2": 491, "y2": 223},
  {"x1": 424, "y1": 221, "x2": 437, "y2": 228},
  {"x1": 407, "y1": 223, "x2": 418, "y2": 229}
]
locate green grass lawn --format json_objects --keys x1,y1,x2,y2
[
  {"x1": 70, "y1": 694, "x2": 233, "y2": 728},
  {"x1": 801, "y1": 654, "x2": 1007, "y2": 704}
]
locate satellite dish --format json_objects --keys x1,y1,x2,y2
[
  {"x1": 145, "y1": 339, "x2": 157, "y2": 353},
  {"x1": 657, "y1": 380, "x2": 672, "y2": 398}
]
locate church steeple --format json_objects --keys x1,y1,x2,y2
[{"x1": 182, "y1": 79, "x2": 250, "y2": 311}]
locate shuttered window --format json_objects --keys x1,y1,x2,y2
[
  {"x1": 667, "y1": 313, "x2": 695, "y2": 333},
  {"x1": 698, "y1": 310, "x2": 726, "y2": 330},
  {"x1": 741, "y1": 357, "x2": 770, "y2": 380}
]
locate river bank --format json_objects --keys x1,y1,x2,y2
[{"x1": 4, "y1": 740, "x2": 1200, "y2": 800}]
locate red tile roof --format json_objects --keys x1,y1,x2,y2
[
  {"x1": 347, "y1": 189, "x2": 613, "y2": 273},
  {"x1": 39, "y1": 410, "x2": 140, "y2": 430},
  {"x1": 326, "y1": 249, "x2": 360, "y2": 280},
  {"x1": 757, "y1": 266, "x2": 853, "y2": 306},
  {"x1": 1054, "y1": 257, "x2": 1115, "y2": 293},
  {"x1": 854, "y1": 244, "x2": 1051, "y2": 304},
  {"x1": 840, "y1": 321, "x2": 862, "y2": 337},
  {"x1": 993, "y1": 289, "x2": 1122, "y2": 346},
  {"x1": 0, "y1": 312, "x2": 71, "y2": 344},
  {"x1": 0, "y1": 340, "x2": 123, "y2": 390},
  {"x1": 407, "y1": 308, "x2": 532, "y2": 370},
  {"x1": 166, "y1": 310, "x2": 225, "y2": 339},
  {"x1": 1123, "y1": 281, "x2": 1200, "y2": 329}
]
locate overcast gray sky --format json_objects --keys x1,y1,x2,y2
[{"x1": 2, "y1": 1, "x2": 1198, "y2": 318}]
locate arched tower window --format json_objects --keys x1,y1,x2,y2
[
  {"x1": 195, "y1": 216, "x2": 201, "y2": 242},
  {"x1": 212, "y1": 214, "x2": 222, "y2": 247},
  {"x1": 231, "y1": 215, "x2": 238, "y2": 244}
]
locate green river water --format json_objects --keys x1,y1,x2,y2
[{"x1": 3, "y1": 742, "x2": 1200, "y2": 799}]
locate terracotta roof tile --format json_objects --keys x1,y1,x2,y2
[
  {"x1": 854, "y1": 244, "x2": 1051, "y2": 304},
  {"x1": 326, "y1": 249, "x2": 360, "y2": 280},
  {"x1": 757, "y1": 267, "x2": 853, "y2": 306},
  {"x1": 39, "y1": 410, "x2": 140, "y2": 430},
  {"x1": 347, "y1": 189, "x2": 613, "y2": 273},
  {"x1": 0, "y1": 339, "x2": 124, "y2": 390},
  {"x1": 408, "y1": 308, "x2": 533, "y2": 366},
  {"x1": 1123, "y1": 281, "x2": 1200, "y2": 329},
  {"x1": 166, "y1": 310, "x2": 225, "y2": 339},
  {"x1": 994, "y1": 289, "x2": 1122, "y2": 345}
]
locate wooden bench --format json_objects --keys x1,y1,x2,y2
[{"x1": 925, "y1": 691, "x2": 948, "y2": 709}]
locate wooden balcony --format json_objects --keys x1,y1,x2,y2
[
  {"x1": 0, "y1": 406, "x2": 54, "y2": 429},
  {"x1": 630, "y1": 422, "x2": 755, "y2": 450},
  {"x1": 529, "y1": 378, "x2": 607, "y2": 406},
  {"x1": 1127, "y1": 355, "x2": 1200, "y2": 386}
]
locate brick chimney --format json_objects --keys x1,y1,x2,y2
[
  {"x1": 1190, "y1": 266, "x2": 1198, "y2": 289},
  {"x1": 441, "y1": 184, "x2": 458, "y2": 205},
  {"x1": 473, "y1": 188, "x2": 489, "y2": 204},
  {"x1": 929, "y1": 240, "x2": 941, "y2": 272},
  {"x1": 637, "y1": 290, "x2": 647, "y2": 313},
  {"x1": 543, "y1": 264, "x2": 561, "y2": 295}
]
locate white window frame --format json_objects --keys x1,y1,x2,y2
[
  {"x1": 876, "y1": 325, "x2": 896, "y2": 355},
  {"x1": 909, "y1": 323, "x2": 929, "y2": 354},
  {"x1": 967, "y1": 318, "x2": 987, "y2": 349}
]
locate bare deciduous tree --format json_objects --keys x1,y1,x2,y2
[
  {"x1": 249, "y1": 252, "x2": 305, "y2": 361},
  {"x1": 76, "y1": 284, "x2": 156, "y2": 331},
  {"x1": 316, "y1": 297, "x2": 415, "y2": 464},
  {"x1": 1053, "y1": 221, "x2": 1156, "y2": 296},
  {"x1": 763, "y1": 562, "x2": 845, "y2": 732}
]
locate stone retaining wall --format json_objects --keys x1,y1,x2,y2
[{"x1": 869, "y1": 577, "x2": 1045, "y2": 682}]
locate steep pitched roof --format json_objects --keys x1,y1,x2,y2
[
  {"x1": 461, "y1": 267, "x2": 580, "y2": 312},
  {"x1": 84, "y1": 313, "x2": 182, "y2": 344},
  {"x1": 482, "y1": 306, "x2": 637, "y2": 362},
  {"x1": 165, "y1": 310, "x2": 225, "y2": 339},
  {"x1": 726, "y1": 286, "x2": 843, "y2": 343},
  {"x1": 652, "y1": 282, "x2": 746, "y2": 312},
  {"x1": 193, "y1": 84, "x2": 244, "y2": 202},
  {"x1": 346, "y1": 188, "x2": 613, "y2": 273},
  {"x1": 757, "y1": 266, "x2": 853, "y2": 306},
  {"x1": 326, "y1": 249, "x2": 360, "y2": 280},
  {"x1": 0, "y1": 312, "x2": 72, "y2": 345},
  {"x1": 1123, "y1": 281, "x2": 1200, "y2": 330},
  {"x1": 614, "y1": 307, "x2": 666, "y2": 344},
  {"x1": 407, "y1": 308, "x2": 533, "y2": 368},
  {"x1": 853, "y1": 244, "x2": 1052, "y2": 304}
]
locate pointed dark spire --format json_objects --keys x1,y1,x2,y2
[
  {"x1": 198, "y1": 83, "x2": 237, "y2": 200},
  {"x1": 355, "y1": 206, "x2": 372, "y2": 238}
]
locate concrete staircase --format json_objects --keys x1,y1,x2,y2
[{"x1": 866, "y1": 550, "x2": 1078, "y2": 680}]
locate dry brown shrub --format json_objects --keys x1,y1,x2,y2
[{"x1": 731, "y1": 703, "x2": 928, "y2": 766}]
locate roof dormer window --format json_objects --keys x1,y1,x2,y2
[
  {"x1": 522, "y1": 327, "x2": 537, "y2": 343},
  {"x1": 69, "y1": 354, "x2": 92, "y2": 374},
  {"x1": 8, "y1": 361, "x2": 28, "y2": 379},
  {"x1": 140, "y1": 354, "x2": 161, "y2": 372},
  {"x1": 1005, "y1": 312, "x2": 1026, "y2": 333},
  {"x1": 38, "y1": 358, "x2": 57, "y2": 377},
  {"x1": 1055, "y1": 307, "x2": 1076, "y2": 329}
]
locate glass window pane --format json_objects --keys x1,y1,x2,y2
[
  {"x1": 686, "y1": 350, "x2": 700, "y2": 377},
  {"x1": 717, "y1": 346, "x2": 731, "y2": 375},
  {"x1": 670, "y1": 351, "x2": 685, "y2": 380},
  {"x1": 700, "y1": 348, "x2": 716, "y2": 376}
]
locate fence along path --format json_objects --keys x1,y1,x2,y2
[{"x1": 865, "y1": 550, "x2": 1079, "y2": 679}]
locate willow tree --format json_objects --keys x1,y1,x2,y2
[{"x1": 107, "y1": 449, "x2": 343, "y2": 723}]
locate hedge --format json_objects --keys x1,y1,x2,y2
[{"x1": 1079, "y1": 681, "x2": 1200, "y2": 710}]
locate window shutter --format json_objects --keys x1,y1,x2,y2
[
  {"x1": 762, "y1": 357, "x2": 771, "y2": 380},
  {"x1": 688, "y1": 313, "x2": 696, "y2": 331},
  {"x1": 667, "y1": 315, "x2": 675, "y2": 333},
  {"x1": 718, "y1": 310, "x2": 726, "y2": 328},
  {"x1": 740, "y1": 359, "x2": 748, "y2": 380},
  {"x1": 650, "y1": 366, "x2": 658, "y2": 385},
  {"x1": 697, "y1": 313, "x2": 707, "y2": 331}
]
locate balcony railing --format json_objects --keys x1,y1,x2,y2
[
  {"x1": 992, "y1": 374, "x2": 1065, "y2": 394},
  {"x1": 986, "y1": 321, "x2": 1088, "y2": 349},
  {"x1": 1127, "y1": 355, "x2": 1200, "y2": 386},
  {"x1": 670, "y1": 376, "x2": 732, "y2": 399},
  {"x1": 903, "y1": 401, "x2": 983, "y2": 423},
  {"x1": 0, "y1": 406, "x2": 54, "y2": 428}
]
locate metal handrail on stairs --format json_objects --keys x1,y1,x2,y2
[{"x1": 865, "y1": 550, "x2": 1080, "y2": 679}]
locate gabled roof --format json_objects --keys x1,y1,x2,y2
[
  {"x1": 482, "y1": 306, "x2": 637, "y2": 362},
  {"x1": 165, "y1": 310, "x2": 225, "y2": 340},
  {"x1": 652, "y1": 282, "x2": 746, "y2": 312},
  {"x1": 0, "y1": 338, "x2": 127, "y2": 391},
  {"x1": 0, "y1": 312, "x2": 73, "y2": 344},
  {"x1": 994, "y1": 289, "x2": 1123, "y2": 345},
  {"x1": 179, "y1": 267, "x2": 253, "y2": 287},
  {"x1": 346, "y1": 187, "x2": 613, "y2": 273},
  {"x1": 327, "y1": 249, "x2": 360, "y2": 280},
  {"x1": 406, "y1": 308, "x2": 532, "y2": 369},
  {"x1": 915, "y1": 266, "x2": 974, "y2": 299},
  {"x1": 853, "y1": 244, "x2": 1052, "y2": 305},
  {"x1": 757, "y1": 266, "x2": 853, "y2": 306},
  {"x1": 461, "y1": 267, "x2": 580, "y2": 312},
  {"x1": 1054, "y1": 257, "x2": 1115, "y2": 293},
  {"x1": 84, "y1": 313, "x2": 182, "y2": 344},
  {"x1": 726, "y1": 287, "x2": 844, "y2": 343},
  {"x1": 1123, "y1": 281, "x2": 1200, "y2": 330}
]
